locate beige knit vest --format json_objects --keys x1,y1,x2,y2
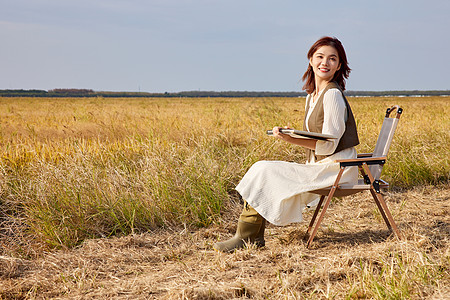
[{"x1": 303, "y1": 82, "x2": 359, "y2": 162}]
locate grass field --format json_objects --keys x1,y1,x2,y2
[{"x1": 0, "y1": 96, "x2": 449, "y2": 299}]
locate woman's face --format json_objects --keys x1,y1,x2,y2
[{"x1": 309, "y1": 45, "x2": 341, "y2": 82}]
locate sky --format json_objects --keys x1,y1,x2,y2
[{"x1": 0, "y1": 0, "x2": 449, "y2": 93}]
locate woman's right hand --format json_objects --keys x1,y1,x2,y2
[{"x1": 272, "y1": 126, "x2": 290, "y2": 141}]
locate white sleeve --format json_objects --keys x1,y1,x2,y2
[{"x1": 315, "y1": 88, "x2": 347, "y2": 156}]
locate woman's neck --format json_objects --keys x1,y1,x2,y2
[
  {"x1": 312, "y1": 79, "x2": 331, "y2": 101},
  {"x1": 314, "y1": 78, "x2": 331, "y2": 95}
]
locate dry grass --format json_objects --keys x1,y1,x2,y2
[
  {"x1": 0, "y1": 186, "x2": 448, "y2": 299},
  {"x1": 0, "y1": 96, "x2": 449, "y2": 298}
]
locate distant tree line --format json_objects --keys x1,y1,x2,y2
[{"x1": 0, "y1": 88, "x2": 449, "y2": 98}]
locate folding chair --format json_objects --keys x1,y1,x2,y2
[{"x1": 305, "y1": 105, "x2": 404, "y2": 248}]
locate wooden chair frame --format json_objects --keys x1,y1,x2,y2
[{"x1": 305, "y1": 105, "x2": 404, "y2": 248}]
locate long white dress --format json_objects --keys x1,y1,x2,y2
[{"x1": 235, "y1": 88, "x2": 358, "y2": 226}]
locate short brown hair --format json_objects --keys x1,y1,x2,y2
[{"x1": 302, "y1": 36, "x2": 351, "y2": 94}]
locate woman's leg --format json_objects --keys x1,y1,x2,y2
[{"x1": 213, "y1": 201, "x2": 266, "y2": 252}]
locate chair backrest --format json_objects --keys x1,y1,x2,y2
[{"x1": 369, "y1": 105, "x2": 403, "y2": 179}]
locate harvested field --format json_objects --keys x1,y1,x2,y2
[{"x1": 1, "y1": 186, "x2": 449, "y2": 299}]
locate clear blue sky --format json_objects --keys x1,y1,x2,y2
[{"x1": 1, "y1": 0, "x2": 449, "y2": 92}]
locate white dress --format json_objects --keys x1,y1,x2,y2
[{"x1": 235, "y1": 88, "x2": 358, "y2": 226}]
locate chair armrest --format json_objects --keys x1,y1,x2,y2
[
  {"x1": 357, "y1": 153, "x2": 373, "y2": 158},
  {"x1": 336, "y1": 156, "x2": 387, "y2": 167}
]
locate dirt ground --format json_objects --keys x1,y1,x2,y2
[{"x1": 1, "y1": 186, "x2": 449, "y2": 299}]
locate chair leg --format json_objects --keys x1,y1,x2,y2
[
  {"x1": 362, "y1": 163, "x2": 403, "y2": 240},
  {"x1": 306, "y1": 167, "x2": 345, "y2": 248},
  {"x1": 306, "y1": 195, "x2": 325, "y2": 235},
  {"x1": 369, "y1": 189, "x2": 392, "y2": 231},
  {"x1": 371, "y1": 189, "x2": 403, "y2": 239}
]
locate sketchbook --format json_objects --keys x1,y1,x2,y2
[{"x1": 266, "y1": 129, "x2": 337, "y2": 141}]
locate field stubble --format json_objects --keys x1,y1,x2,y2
[{"x1": 0, "y1": 96, "x2": 449, "y2": 299}]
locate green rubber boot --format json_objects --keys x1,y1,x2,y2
[
  {"x1": 213, "y1": 202, "x2": 265, "y2": 252},
  {"x1": 255, "y1": 218, "x2": 266, "y2": 247}
]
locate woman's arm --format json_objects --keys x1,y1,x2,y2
[
  {"x1": 271, "y1": 88, "x2": 346, "y2": 151},
  {"x1": 315, "y1": 89, "x2": 347, "y2": 155},
  {"x1": 271, "y1": 126, "x2": 317, "y2": 150}
]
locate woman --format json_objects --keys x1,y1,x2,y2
[{"x1": 213, "y1": 36, "x2": 359, "y2": 252}]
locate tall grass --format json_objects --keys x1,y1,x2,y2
[{"x1": 0, "y1": 96, "x2": 448, "y2": 251}]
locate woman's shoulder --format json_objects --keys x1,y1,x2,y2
[
  {"x1": 323, "y1": 88, "x2": 344, "y2": 100},
  {"x1": 322, "y1": 88, "x2": 346, "y2": 110}
]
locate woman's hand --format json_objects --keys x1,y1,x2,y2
[
  {"x1": 272, "y1": 126, "x2": 316, "y2": 149},
  {"x1": 272, "y1": 126, "x2": 291, "y2": 141}
]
